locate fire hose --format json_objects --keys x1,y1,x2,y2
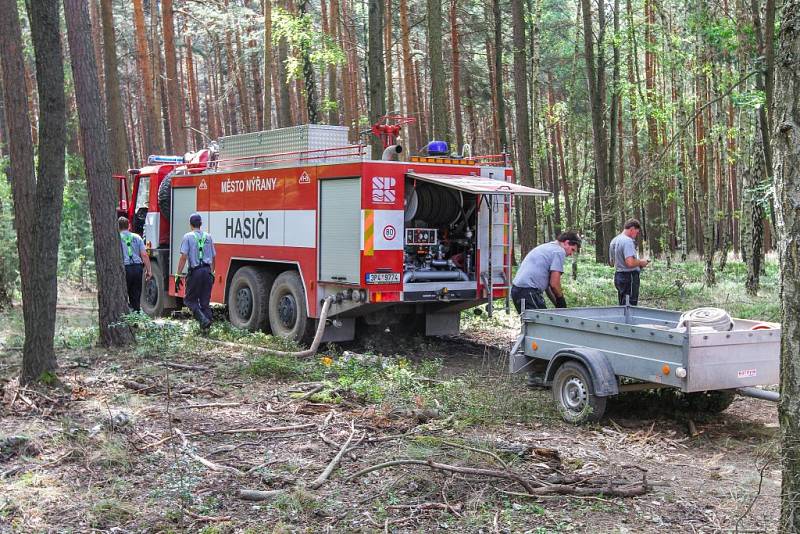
[
  {"x1": 677, "y1": 307, "x2": 733, "y2": 332},
  {"x1": 203, "y1": 296, "x2": 334, "y2": 357}
]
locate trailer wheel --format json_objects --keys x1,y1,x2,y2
[
  {"x1": 141, "y1": 261, "x2": 172, "y2": 317},
  {"x1": 268, "y1": 271, "x2": 313, "y2": 343},
  {"x1": 228, "y1": 267, "x2": 273, "y2": 332},
  {"x1": 552, "y1": 361, "x2": 607, "y2": 424}
]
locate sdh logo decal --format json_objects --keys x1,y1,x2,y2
[{"x1": 371, "y1": 177, "x2": 396, "y2": 204}]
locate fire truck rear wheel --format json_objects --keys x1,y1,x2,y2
[
  {"x1": 228, "y1": 267, "x2": 273, "y2": 332},
  {"x1": 268, "y1": 271, "x2": 312, "y2": 343},
  {"x1": 141, "y1": 261, "x2": 171, "y2": 317}
]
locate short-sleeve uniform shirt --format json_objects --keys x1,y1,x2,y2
[
  {"x1": 120, "y1": 231, "x2": 146, "y2": 265},
  {"x1": 180, "y1": 230, "x2": 216, "y2": 269},
  {"x1": 609, "y1": 232, "x2": 639, "y2": 272},
  {"x1": 512, "y1": 241, "x2": 566, "y2": 291}
]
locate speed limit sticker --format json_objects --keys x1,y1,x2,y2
[{"x1": 383, "y1": 224, "x2": 397, "y2": 240}]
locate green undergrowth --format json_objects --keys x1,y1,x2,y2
[{"x1": 244, "y1": 345, "x2": 552, "y2": 425}]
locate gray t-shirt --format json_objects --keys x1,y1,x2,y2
[
  {"x1": 513, "y1": 241, "x2": 566, "y2": 291},
  {"x1": 119, "y1": 231, "x2": 146, "y2": 265},
  {"x1": 609, "y1": 232, "x2": 639, "y2": 272},
  {"x1": 180, "y1": 230, "x2": 216, "y2": 269}
]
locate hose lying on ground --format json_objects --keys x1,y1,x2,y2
[
  {"x1": 203, "y1": 296, "x2": 335, "y2": 358},
  {"x1": 677, "y1": 307, "x2": 733, "y2": 332}
]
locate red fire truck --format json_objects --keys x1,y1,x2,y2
[{"x1": 117, "y1": 122, "x2": 547, "y2": 342}]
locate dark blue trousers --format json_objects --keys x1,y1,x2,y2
[
  {"x1": 185, "y1": 265, "x2": 213, "y2": 327},
  {"x1": 511, "y1": 285, "x2": 547, "y2": 313},
  {"x1": 125, "y1": 263, "x2": 144, "y2": 312},
  {"x1": 614, "y1": 271, "x2": 640, "y2": 306}
]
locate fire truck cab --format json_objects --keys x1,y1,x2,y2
[{"x1": 118, "y1": 124, "x2": 548, "y2": 343}]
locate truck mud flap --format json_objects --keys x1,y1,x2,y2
[{"x1": 509, "y1": 335, "x2": 531, "y2": 373}]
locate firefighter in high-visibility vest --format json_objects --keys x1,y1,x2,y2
[
  {"x1": 119, "y1": 216, "x2": 152, "y2": 312},
  {"x1": 175, "y1": 213, "x2": 216, "y2": 330}
]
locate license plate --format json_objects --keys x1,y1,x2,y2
[{"x1": 366, "y1": 272, "x2": 400, "y2": 284}]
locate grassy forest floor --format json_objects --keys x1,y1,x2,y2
[{"x1": 0, "y1": 256, "x2": 782, "y2": 533}]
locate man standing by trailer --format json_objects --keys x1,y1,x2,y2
[
  {"x1": 175, "y1": 213, "x2": 216, "y2": 330},
  {"x1": 609, "y1": 218, "x2": 650, "y2": 306},
  {"x1": 119, "y1": 216, "x2": 152, "y2": 312},
  {"x1": 511, "y1": 231, "x2": 581, "y2": 313}
]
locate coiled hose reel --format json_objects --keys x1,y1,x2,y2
[{"x1": 677, "y1": 307, "x2": 734, "y2": 332}]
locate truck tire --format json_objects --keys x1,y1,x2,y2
[
  {"x1": 552, "y1": 361, "x2": 607, "y2": 424},
  {"x1": 268, "y1": 271, "x2": 313, "y2": 344},
  {"x1": 228, "y1": 267, "x2": 273, "y2": 332},
  {"x1": 141, "y1": 261, "x2": 173, "y2": 317},
  {"x1": 157, "y1": 171, "x2": 176, "y2": 221}
]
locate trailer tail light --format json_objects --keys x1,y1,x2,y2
[
  {"x1": 369, "y1": 291, "x2": 400, "y2": 303},
  {"x1": 662, "y1": 365, "x2": 671, "y2": 375}
]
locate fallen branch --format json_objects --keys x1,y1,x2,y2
[
  {"x1": 183, "y1": 508, "x2": 232, "y2": 522},
  {"x1": 161, "y1": 362, "x2": 210, "y2": 372},
  {"x1": 142, "y1": 423, "x2": 317, "y2": 450},
  {"x1": 309, "y1": 422, "x2": 357, "y2": 489},
  {"x1": 441, "y1": 440, "x2": 508, "y2": 469},
  {"x1": 238, "y1": 488, "x2": 287, "y2": 501},
  {"x1": 387, "y1": 502, "x2": 463, "y2": 513},
  {"x1": 175, "y1": 428, "x2": 245, "y2": 477},
  {"x1": 120, "y1": 379, "x2": 160, "y2": 394},
  {"x1": 178, "y1": 402, "x2": 242, "y2": 410},
  {"x1": 347, "y1": 458, "x2": 645, "y2": 497}
]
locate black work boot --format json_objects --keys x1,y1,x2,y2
[{"x1": 526, "y1": 372, "x2": 546, "y2": 389}]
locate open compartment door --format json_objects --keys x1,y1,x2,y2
[{"x1": 405, "y1": 172, "x2": 550, "y2": 196}]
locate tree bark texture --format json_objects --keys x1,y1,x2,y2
[
  {"x1": 133, "y1": 0, "x2": 162, "y2": 154},
  {"x1": 64, "y1": 0, "x2": 135, "y2": 347},
  {"x1": 428, "y1": 0, "x2": 449, "y2": 144},
  {"x1": 511, "y1": 0, "x2": 536, "y2": 255},
  {"x1": 774, "y1": 1, "x2": 800, "y2": 530},
  {"x1": 368, "y1": 0, "x2": 386, "y2": 155},
  {"x1": 161, "y1": 0, "x2": 186, "y2": 154},
  {"x1": 492, "y1": 0, "x2": 506, "y2": 151},
  {"x1": 0, "y1": 0, "x2": 66, "y2": 384},
  {"x1": 100, "y1": 0, "x2": 130, "y2": 177},
  {"x1": 580, "y1": 0, "x2": 612, "y2": 263}
]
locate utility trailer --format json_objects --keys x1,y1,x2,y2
[
  {"x1": 116, "y1": 121, "x2": 549, "y2": 343},
  {"x1": 510, "y1": 305, "x2": 780, "y2": 423}
]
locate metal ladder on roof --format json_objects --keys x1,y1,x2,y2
[{"x1": 485, "y1": 193, "x2": 514, "y2": 317}]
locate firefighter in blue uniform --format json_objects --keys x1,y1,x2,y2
[
  {"x1": 175, "y1": 213, "x2": 216, "y2": 330},
  {"x1": 119, "y1": 216, "x2": 152, "y2": 312}
]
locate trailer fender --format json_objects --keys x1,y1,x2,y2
[{"x1": 545, "y1": 349, "x2": 618, "y2": 397}]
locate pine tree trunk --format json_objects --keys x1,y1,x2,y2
[
  {"x1": 161, "y1": 0, "x2": 186, "y2": 153},
  {"x1": 0, "y1": 0, "x2": 66, "y2": 384},
  {"x1": 133, "y1": 0, "x2": 162, "y2": 154},
  {"x1": 185, "y1": 35, "x2": 203, "y2": 149},
  {"x1": 581, "y1": 0, "x2": 612, "y2": 263},
  {"x1": 774, "y1": 2, "x2": 800, "y2": 530},
  {"x1": 327, "y1": 0, "x2": 340, "y2": 125},
  {"x1": 428, "y1": 0, "x2": 449, "y2": 143},
  {"x1": 64, "y1": 0, "x2": 135, "y2": 347},
  {"x1": 100, "y1": 0, "x2": 130, "y2": 177},
  {"x1": 384, "y1": 0, "x2": 394, "y2": 114},
  {"x1": 398, "y1": 0, "x2": 417, "y2": 149},
  {"x1": 450, "y1": 0, "x2": 463, "y2": 151},
  {"x1": 368, "y1": 0, "x2": 386, "y2": 155},
  {"x1": 491, "y1": 0, "x2": 506, "y2": 151},
  {"x1": 263, "y1": 0, "x2": 274, "y2": 129},
  {"x1": 511, "y1": 0, "x2": 536, "y2": 255}
]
